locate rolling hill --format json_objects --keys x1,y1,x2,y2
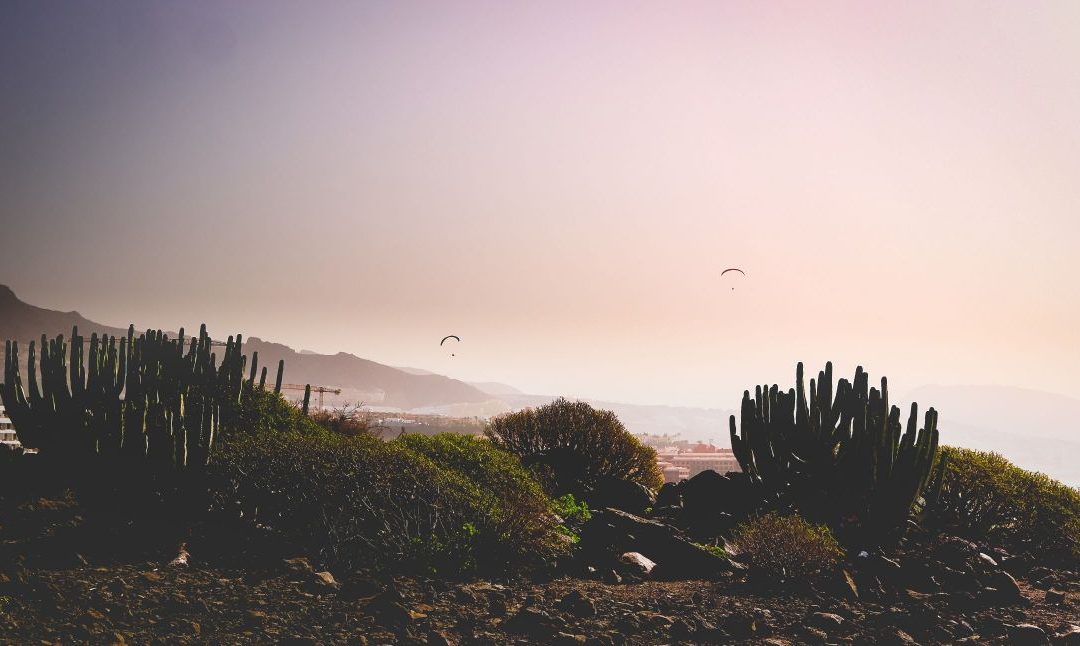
[{"x1": 0, "y1": 285, "x2": 490, "y2": 410}]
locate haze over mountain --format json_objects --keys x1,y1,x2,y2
[{"x1": 0, "y1": 285, "x2": 489, "y2": 410}]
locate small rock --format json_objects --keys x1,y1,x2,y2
[
  {"x1": 503, "y1": 607, "x2": 563, "y2": 639},
  {"x1": 1045, "y1": 588, "x2": 1065, "y2": 604},
  {"x1": 553, "y1": 633, "x2": 586, "y2": 645},
  {"x1": 670, "y1": 617, "x2": 695, "y2": 640},
  {"x1": 311, "y1": 571, "x2": 340, "y2": 592},
  {"x1": 602, "y1": 570, "x2": 622, "y2": 584},
  {"x1": 426, "y1": 630, "x2": 453, "y2": 646},
  {"x1": 978, "y1": 552, "x2": 999, "y2": 568},
  {"x1": 366, "y1": 591, "x2": 414, "y2": 629},
  {"x1": 808, "y1": 611, "x2": 845, "y2": 633},
  {"x1": 558, "y1": 590, "x2": 597, "y2": 618},
  {"x1": 1006, "y1": 623, "x2": 1048, "y2": 645},
  {"x1": 1053, "y1": 625, "x2": 1080, "y2": 645},
  {"x1": 246, "y1": 610, "x2": 268, "y2": 627},
  {"x1": 283, "y1": 557, "x2": 314, "y2": 576},
  {"x1": 618, "y1": 552, "x2": 656, "y2": 577}
]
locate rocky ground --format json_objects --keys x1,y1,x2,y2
[{"x1": 2, "y1": 495, "x2": 1079, "y2": 644}]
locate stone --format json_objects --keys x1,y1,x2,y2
[
  {"x1": 669, "y1": 617, "x2": 695, "y2": 640},
  {"x1": 579, "y1": 508, "x2": 738, "y2": 581},
  {"x1": 552, "y1": 633, "x2": 587, "y2": 645},
  {"x1": 1053, "y1": 625, "x2": 1080, "y2": 645},
  {"x1": 283, "y1": 556, "x2": 315, "y2": 575},
  {"x1": 808, "y1": 612, "x2": 845, "y2": 633},
  {"x1": 311, "y1": 571, "x2": 340, "y2": 592},
  {"x1": 366, "y1": 591, "x2": 414, "y2": 629},
  {"x1": 985, "y1": 571, "x2": 1023, "y2": 604},
  {"x1": 1006, "y1": 623, "x2": 1048, "y2": 645},
  {"x1": 339, "y1": 576, "x2": 381, "y2": 601},
  {"x1": 426, "y1": 631, "x2": 453, "y2": 646},
  {"x1": 618, "y1": 552, "x2": 656, "y2": 578},
  {"x1": 1044, "y1": 588, "x2": 1065, "y2": 604},
  {"x1": 934, "y1": 536, "x2": 978, "y2": 568},
  {"x1": 558, "y1": 590, "x2": 597, "y2": 618},
  {"x1": 503, "y1": 607, "x2": 564, "y2": 639},
  {"x1": 978, "y1": 552, "x2": 999, "y2": 568},
  {"x1": 655, "y1": 482, "x2": 681, "y2": 508},
  {"x1": 587, "y1": 476, "x2": 655, "y2": 515}
]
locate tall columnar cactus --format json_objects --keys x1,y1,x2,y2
[
  {"x1": 274, "y1": 360, "x2": 284, "y2": 394},
  {"x1": 1, "y1": 324, "x2": 273, "y2": 473},
  {"x1": 729, "y1": 362, "x2": 944, "y2": 545},
  {"x1": 302, "y1": 384, "x2": 312, "y2": 416}
]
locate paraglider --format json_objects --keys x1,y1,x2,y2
[
  {"x1": 721, "y1": 267, "x2": 745, "y2": 290},
  {"x1": 440, "y1": 335, "x2": 460, "y2": 357}
]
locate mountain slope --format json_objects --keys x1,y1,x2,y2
[{"x1": 0, "y1": 285, "x2": 490, "y2": 410}]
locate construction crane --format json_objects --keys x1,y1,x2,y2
[{"x1": 277, "y1": 383, "x2": 342, "y2": 411}]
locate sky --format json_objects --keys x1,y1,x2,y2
[{"x1": 2, "y1": 1, "x2": 1079, "y2": 409}]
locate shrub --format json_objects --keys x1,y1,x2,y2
[
  {"x1": 732, "y1": 512, "x2": 842, "y2": 581},
  {"x1": 213, "y1": 426, "x2": 567, "y2": 576},
  {"x1": 309, "y1": 403, "x2": 379, "y2": 438},
  {"x1": 485, "y1": 397, "x2": 663, "y2": 494},
  {"x1": 394, "y1": 433, "x2": 566, "y2": 571},
  {"x1": 930, "y1": 446, "x2": 1080, "y2": 566}
]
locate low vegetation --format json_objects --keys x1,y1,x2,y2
[
  {"x1": 731, "y1": 512, "x2": 843, "y2": 582},
  {"x1": 215, "y1": 398, "x2": 567, "y2": 576},
  {"x1": 931, "y1": 446, "x2": 1080, "y2": 566},
  {"x1": 485, "y1": 397, "x2": 664, "y2": 495}
]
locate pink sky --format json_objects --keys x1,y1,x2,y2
[{"x1": 2, "y1": 1, "x2": 1079, "y2": 407}]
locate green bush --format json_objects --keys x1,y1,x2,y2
[
  {"x1": 485, "y1": 397, "x2": 663, "y2": 494},
  {"x1": 213, "y1": 425, "x2": 567, "y2": 577},
  {"x1": 732, "y1": 512, "x2": 842, "y2": 581},
  {"x1": 930, "y1": 446, "x2": 1080, "y2": 565},
  {"x1": 394, "y1": 433, "x2": 566, "y2": 571}
]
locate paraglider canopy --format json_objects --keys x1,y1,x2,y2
[
  {"x1": 721, "y1": 268, "x2": 746, "y2": 290},
  {"x1": 440, "y1": 335, "x2": 460, "y2": 357}
]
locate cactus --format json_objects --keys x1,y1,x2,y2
[
  {"x1": 1, "y1": 323, "x2": 275, "y2": 473},
  {"x1": 274, "y1": 360, "x2": 284, "y2": 394},
  {"x1": 302, "y1": 384, "x2": 311, "y2": 416},
  {"x1": 729, "y1": 362, "x2": 943, "y2": 545}
]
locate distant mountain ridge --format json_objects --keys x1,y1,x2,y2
[{"x1": 0, "y1": 285, "x2": 490, "y2": 410}]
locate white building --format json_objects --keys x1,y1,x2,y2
[{"x1": 0, "y1": 404, "x2": 19, "y2": 448}]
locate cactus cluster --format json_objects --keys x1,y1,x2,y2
[
  {"x1": 729, "y1": 362, "x2": 946, "y2": 544},
  {"x1": 1, "y1": 325, "x2": 284, "y2": 471}
]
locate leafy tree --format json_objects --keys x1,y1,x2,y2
[{"x1": 485, "y1": 397, "x2": 663, "y2": 493}]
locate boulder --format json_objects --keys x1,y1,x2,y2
[
  {"x1": 579, "y1": 508, "x2": 739, "y2": 580},
  {"x1": 655, "y1": 482, "x2": 681, "y2": 508},
  {"x1": 587, "y1": 476, "x2": 655, "y2": 515}
]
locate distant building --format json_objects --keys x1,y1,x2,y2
[
  {"x1": 0, "y1": 405, "x2": 19, "y2": 448},
  {"x1": 656, "y1": 448, "x2": 740, "y2": 479}
]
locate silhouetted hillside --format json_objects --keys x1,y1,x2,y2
[
  {"x1": 0, "y1": 285, "x2": 490, "y2": 410},
  {"x1": 0, "y1": 285, "x2": 129, "y2": 343}
]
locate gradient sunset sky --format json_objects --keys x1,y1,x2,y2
[{"x1": 2, "y1": 1, "x2": 1079, "y2": 408}]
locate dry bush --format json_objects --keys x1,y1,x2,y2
[{"x1": 732, "y1": 512, "x2": 843, "y2": 581}]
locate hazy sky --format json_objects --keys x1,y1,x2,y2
[{"x1": 2, "y1": 1, "x2": 1079, "y2": 408}]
